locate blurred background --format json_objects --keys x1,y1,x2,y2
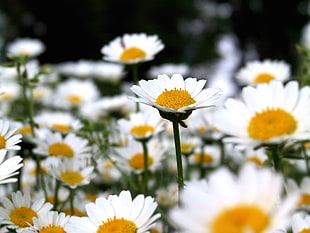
[{"x1": 0, "y1": 0, "x2": 309, "y2": 84}]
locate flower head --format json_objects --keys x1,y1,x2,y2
[
  {"x1": 7, "y1": 38, "x2": 45, "y2": 58},
  {"x1": 130, "y1": 74, "x2": 222, "y2": 122},
  {"x1": 0, "y1": 150, "x2": 23, "y2": 184},
  {"x1": 101, "y1": 33, "x2": 164, "y2": 64},
  {"x1": 0, "y1": 120, "x2": 22, "y2": 151}
]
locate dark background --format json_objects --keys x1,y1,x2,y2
[{"x1": 0, "y1": 0, "x2": 309, "y2": 74}]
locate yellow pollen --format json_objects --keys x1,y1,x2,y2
[
  {"x1": 149, "y1": 228, "x2": 160, "y2": 233},
  {"x1": 97, "y1": 217, "x2": 137, "y2": 233},
  {"x1": 10, "y1": 207, "x2": 38, "y2": 228},
  {"x1": 211, "y1": 205, "x2": 269, "y2": 233},
  {"x1": 129, "y1": 153, "x2": 153, "y2": 170},
  {"x1": 248, "y1": 108, "x2": 297, "y2": 140},
  {"x1": 198, "y1": 126, "x2": 207, "y2": 133},
  {"x1": 48, "y1": 143, "x2": 74, "y2": 158},
  {"x1": 254, "y1": 73, "x2": 275, "y2": 84},
  {"x1": 67, "y1": 94, "x2": 83, "y2": 105},
  {"x1": 51, "y1": 124, "x2": 72, "y2": 133},
  {"x1": 245, "y1": 157, "x2": 263, "y2": 166},
  {"x1": 103, "y1": 161, "x2": 114, "y2": 169},
  {"x1": 85, "y1": 194, "x2": 98, "y2": 202},
  {"x1": 130, "y1": 125, "x2": 155, "y2": 137},
  {"x1": 39, "y1": 225, "x2": 66, "y2": 233},
  {"x1": 19, "y1": 126, "x2": 32, "y2": 135},
  {"x1": 304, "y1": 142, "x2": 310, "y2": 149},
  {"x1": 0, "y1": 135, "x2": 6, "y2": 149},
  {"x1": 193, "y1": 153, "x2": 213, "y2": 164},
  {"x1": 120, "y1": 47, "x2": 146, "y2": 61},
  {"x1": 297, "y1": 193, "x2": 310, "y2": 207},
  {"x1": 60, "y1": 171, "x2": 84, "y2": 186},
  {"x1": 299, "y1": 229, "x2": 310, "y2": 233},
  {"x1": 181, "y1": 143, "x2": 195, "y2": 154},
  {"x1": 155, "y1": 89, "x2": 196, "y2": 110},
  {"x1": 33, "y1": 89, "x2": 45, "y2": 99}
]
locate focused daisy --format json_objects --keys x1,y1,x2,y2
[
  {"x1": 24, "y1": 211, "x2": 70, "y2": 233},
  {"x1": 213, "y1": 80, "x2": 310, "y2": 146},
  {"x1": 49, "y1": 158, "x2": 95, "y2": 189},
  {"x1": 0, "y1": 191, "x2": 53, "y2": 231},
  {"x1": 0, "y1": 149, "x2": 23, "y2": 184},
  {"x1": 0, "y1": 119, "x2": 22, "y2": 151},
  {"x1": 130, "y1": 74, "x2": 222, "y2": 122},
  {"x1": 6, "y1": 38, "x2": 45, "y2": 58},
  {"x1": 170, "y1": 164, "x2": 298, "y2": 233},
  {"x1": 33, "y1": 130, "x2": 91, "y2": 159},
  {"x1": 64, "y1": 190, "x2": 160, "y2": 233},
  {"x1": 101, "y1": 33, "x2": 164, "y2": 64},
  {"x1": 235, "y1": 59, "x2": 290, "y2": 86}
]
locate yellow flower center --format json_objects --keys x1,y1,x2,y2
[
  {"x1": 103, "y1": 161, "x2": 114, "y2": 169},
  {"x1": 48, "y1": 143, "x2": 74, "y2": 158},
  {"x1": 10, "y1": 207, "x2": 38, "y2": 228},
  {"x1": 18, "y1": 126, "x2": 32, "y2": 135},
  {"x1": 254, "y1": 73, "x2": 275, "y2": 84},
  {"x1": 193, "y1": 153, "x2": 213, "y2": 164},
  {"x1": 129, "y1": 153, "x2": 153, "y2": 170},
  {"x1": 60, "y1": 171, "x2": 84, "y2": 186},
  {"x1": 181, "y1": 143, "x2": 195, "y2": 154},
  {"x1": 0, "y1": 92, "x2": 13, "y2": 101},
  {"x1": 299, "y1": 229, "x2": 310, "y2": 233},
  {"x1": 155, "y1": 89, "x2": 196, "y2": 110},
  {"x1": 39, "y1": 225, "x2": 66, "y2": 233},
  {"x1": 130, "y1": 125, "x2": 155, "y2": 137},
  {"x1": 198, "y1": 126, "x2": 207, "y2": 133},
  {"x1": 0, "y1": 135, "x2": 6, "y2": 149},
  {"x1": 51, "y1": 124, "x2": 72, "y2": 133},
  {"x1": 67, "y1": 94, "x2": 83, "y2": 105},
  {"x1": 120, "y1": 47, "x2": 146, "y2": 61},
  {"x1": 245, "y1": 157, "x2": 263, "y2": 166},
  {"x1": 97, "y1": 217, "x2": 137, "y2": 233},
  {"x1": 247, "y1": 108, "x2": 297, "y2": 140},
  {"x1": 297, "y1": 193, "x2": 310, "y2": 207},
  {"x1": 211, "y1": 205, "x2": 269, "y2": 233},
  {"x1": 33, "y1": 89, "x2": 45, "y2": 99},
  {"x1": 63, "y1": 208, "x2": 85, "y2": 217},
  {"x1": 149, "y1": 228, "x2": 160, "y2": 233}
]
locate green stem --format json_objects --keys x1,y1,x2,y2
[
  {"x1": 141, "y1": 140, "x2": 149, "y2": 194},
  {"x1": 53, "y1": 179, "x2": 61, "y2": 211},
  {"x1": 269, "y1": 144, "x2": 281, "y2": 172},
  {"x1": 69, "y1": 188, "x2": 75, "y2": 215},
  {"x1": 302, "y1": 144, "x2": 310, "y2": 176},
  {"x1": 131, "y1": 64, "x2": 140, "y2": 112},
  {"x1": 172, "y1": 120, "x2": 184, "y2": 203},
  {"x1": 199, "y1": 145, "x2": 206, "y2": 178}
]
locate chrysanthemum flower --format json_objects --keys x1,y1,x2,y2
[
  {"x1": 170, "y1": 164, "x2": 298, "y2": 233},
  {"x1": 291, "y1": 212, "x2": 310, "y2": 233},
  {"x1": 130, "y1": 74, "x2": 222, "y2": 122},
  {"x1": 0, "y1": 191, "x2": 53, "y2": 231},
  {"x1": 49, "y1": 158, "x2": 95, "y2": 189},
  {"x1": 286, "y1": 177, "x2": 310, "y2": 210},
  {"x1": 235, "y1": 59, "x2": 290, "y2": 85},
  {"x1": 24, "y1": 211, "x2": 70, "y2": 233},
  {"x1": 0, "y1": 120, "x2": 22, "y2": 151},
  {"x1": 188, "y1": 145, "x2": 221, "y2": 168},
  {"x1": 64, "y1": 190, "x2": 160, "y2": 233},
  {"x1": 6, "y1": 38, "x2": 45, "y2": 58},
  {"x1": 33, "y1": 130, "x2": 91, "y2": 159},
  {"x1": 101, "y1": 33, "x2": 164, "y2": 64},
  {"x1": 213, "y1": 80, "x2": 310, "y2": 146},
  {"x1": 117, "y1": 108, "x2": 166, "y2": 140},
  {"x1": 0, "y1": 149, "x2": 23, "y2": 184}
]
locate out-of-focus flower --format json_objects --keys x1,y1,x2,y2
[
  {"x1": 101, "y1": 33, "x2": 164, "y2": 64},
  {"x1": 286, "y1": 177, "x2": 310, "y2": 210},
  {"x1": 214, "y1": 80, "x2": 310, "y2": 147},
  {"x1": 130, "y1": 74, "x2": 222, "y2": 122},
  {"x1": 170, "y1": 164, "x2": 298, "y2": 233},
  {"x1": 235, "y1": 59, "x2": 291, "y2": 86},
  {"x1": 0, "y1": 149, "x2": 23, "y2": 184},
  {"x1": 65, "y1": 190, "x2": 160, "y2": 233},
  {"x1": 6, "y1": 38, "x2": 45, "y2": 58},
  {"x1": 0, "y1": 191, "x2": 53, "y2": 232},
  {"x1": 291, "y1": 212, "x2": 310, "y2": 233},
  {"x1": 0, "y1": 120, "x2": 22, "y2": 151},
  {"x1": 147, "y1": 63, "x2": 189, "y2": 78},
  {"x1": 188, "y1": 145, "x2": 221, "y2": 168}
]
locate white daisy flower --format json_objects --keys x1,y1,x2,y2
[
  {"x1": 147, "y1": 63, "x2": 190, "y2": 78},
  {"x1": 33, "y1": 130, "x2": 91, "y2": 159},
  {"x1": 101, "y1": 33, "x2": 164, "y2": 64},
  {"x1": 0, "y1": 149, "x2": 23, "y2": 184},
  {"x1": 6, "y1": 38, "x2": 45, "y2": 57},
  {"x1": 114, "y1": 138, "x2": 166, "y2": 174},
  {"x1": 130, "y1": 74, "x2": 222, "y2": 122},
  {"x1": 64, "y1": 190, "x2": 160, "y2": 233},
  {"x1": 35, "y1": 111, "x2": 83, "y2": 134},
  {"x1": 291, "y1": 212, "x2": 310, "y2": 233},
  {"x1": 0, "y1": 119, "x2": 22, "y2": 151},
  {"x1": 188, "y1": 144, "x2": 221, "y2": 168},
  {"x1": 49, "y1": 158, "x2": 95, "y2": 189},
  {"x1": 213, "y1": 80, "x2": 310, "y2": 146},
  {"x1": 286, "y1": 177, "x2": 310, "y2": 209},
  {"x1": 170, "y1": 164, "x2": 298, "y2": 233},
  {"x1": 95, "y1": 157, "x2": 122, "y2": 184},
  {"x1": 0, "y1": 80, "x2": 21, "y2": 103},
  {"x1": 0, "y1": 191, "x2": 53, "y2": 231},
  {"x1": 52, "y1": 79, "x2": 100, "y2": 109},
  {"x1": 117, "y1": 107, "x2": 167, "y2": 140},
  {"x1": 235, "y1": 59, "x2": 291, "y2": 85},
  {"x1": 24, "y1": 211, "x2": 70, "y2": 233}
]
